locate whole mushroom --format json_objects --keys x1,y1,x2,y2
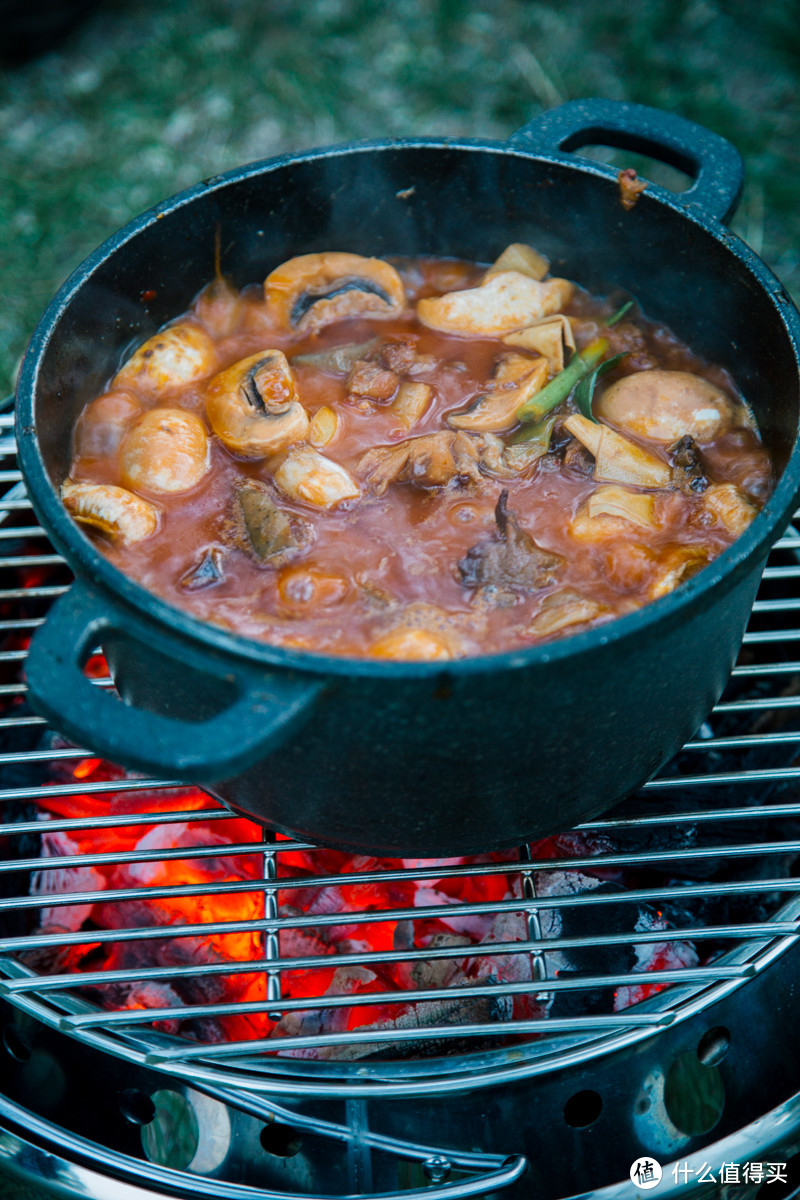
[{"x1": 205, "y1": 351, "x2": 309, "y2": 457}]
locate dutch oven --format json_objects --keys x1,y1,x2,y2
[{"x1": 15, "y1": 99, "x2": 800, "y2": 857}]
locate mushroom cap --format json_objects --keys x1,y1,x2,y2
[
  {"x1": 417, "y1": 271, "x2": 573, "y2": 337},
  {"x1": 112, "y1": 322, "x2": 217, "y2": 394},
  {"x1": 596, "y1": 369, "x2": 735, "y2": 443},
  {"x1": 121, "y1": 408, "x2": 211, "y2": 495},
  {"x1": 205, "y1": 350, "x2": 310, "y2": 458},
  {"x1": 265, "y1": 252, "x2": 406, "y2": 333}
]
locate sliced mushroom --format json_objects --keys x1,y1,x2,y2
[
  {"x1": 390, "y1": 381, "x2": 433, "y2": 432},
  {"x1": 74, "y1": 391, "x2": 143, "y2": 458},
  {"x1": 113, "y1": 322, "x2": 217, "y2": 393},
  {"x1": 359, "y1": 431, "x2": 484, "y2": 494},
  {"x1": 231, "y1": 479, "x2": 315, "y2": 564},
  {"x1": 563, "y1": 413, "x2": 672, "y2": 489},
  {"x1": 703, "y1": 482, "x2": 759, "y2": 536},
  {"x1": 205, "y1": 350, "x2": 309, "y2": 457},
  {"x1": 458, "y1": 490, "x2": 563, "y2": 599},
  {"x1": 265, "y1": 253, "x2": 405, "y2": 334},
  {"x1": 120, "y1": 408, "x2": 210, "y2": 495},
  {"x1": 529, "y1": 589, "x2": 607, "y2": 636},
  {"x1": 503, "y1": 314, "x2": 576, "y2": 376},
  {"x1": 61, "y1": 480, "x2": 158, "y2": 544},
  {"x1": 485, "y1": 242, "x2": 550, "y2": 282},
  {"x1": 448, "y1": 353, "x2": 548, "y2": 433},
  {"x1": 596, "y1": 369, "x2": 735, "y2": 443},
  {"x1": 416, "y1": 270, "x2": 573, "y2": 337},
  {"x1": 273, "y1": 445, "x2": 360, "y2": 508}
]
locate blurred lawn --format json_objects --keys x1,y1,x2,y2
[{"x1": 1, "y1": 0, "x2": 798, "y2": 393}]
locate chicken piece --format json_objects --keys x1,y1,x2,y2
[
  {"x1": 230, "y1": 480, "x2": 315, "y2": 565},
  {"x1": 113, "y1": 322, "x2": 216, "y2": 394},
  {"x1": 617, "y1": 168, "x2": 647, "y2": 211},
  {"x1": 346, "y1": 359, "x2": 399, "y2": 401},
  {"x1": 205, "y1": 350, "x2": 309, "y2": 458},
  {"x1": 458, "y1": 491, "x2": 563, "y2": 599},
  {"x1": 649, "y1": 546, "x2": 709, "y2": 599},
  {"x1": 273, "y1": 446, "x2": 360, "y2": 509},
  {"x1": 265, "y1": 252, "x2": 406, "y2": 333},
  {"x1": 359, "y1": 430, "x2": 484, "y2": 494},
  {"x1": 596, "y1": 369, "x2": 735, "y2": 443},
  {"x1": 120, "y1": 408, "x2": 210, "y2": 495},
  {"x1": 703, "y1": 483, "x2": 759, "y2": 536},
  {"x1": 417, "y1": 270, "x2": 573, "y2": 337},
  {"x1": 570, "y1": 486, "x2": 659, "y2": 542},
  {"x1": 485, "y1": 242, "x2": 550, "y2": 282},
  {"x1": 61, "y1": 481, "x2": 158, "y2": 544},
  {"x1": 448, "y1": 353, "x2": 549, "y2": 433},
  {"x1": 529, "y1": 590, "x2": 607, "y2": 636},
  {"x1": 563, "y1": 413, "x2": 672, "y2": 489},
  {"x1": 503, "y1": 314, "x2": 575, "y2": 376}
]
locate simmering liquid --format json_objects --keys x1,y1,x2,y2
[{"x1": 63, "y1": 252, "x2": 773, "y2": 659}]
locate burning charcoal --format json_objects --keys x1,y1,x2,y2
[
  {"x1": 394, "y1": 931, "x2": 472, "y2": 991},
  {"x1": 535, "y1": 872, "x2": 639, "y2": 1017},
  {"x1": 670, "y1": 434, "x2": 709, "y2": 494},
  {"x1": 179, "y1": 546, "x2": 225, "y2": 591},
  {"x1": 614, "y1": 911, "x2": 699, "y2": 1011},
  {"x1": 311, "y1": 983, "x2": 514, "y2": 1062},
  {"x1": 458, "y1": 491, "x2": 563, "y2": 600},
  {"x1": 230, "y1": 480, "x2": 315, "y2": 566}
]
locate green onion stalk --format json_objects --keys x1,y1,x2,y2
[{"x1": 516, "y1": 336, "x2": 609, "y2": 424}]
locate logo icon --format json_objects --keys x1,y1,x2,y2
[{"x1": 630, "y1": 1157, "x2": 663, "y2": 1190}]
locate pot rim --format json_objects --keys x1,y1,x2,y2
[{"x1": 16, "y1": 134, "x2": 800, "y2": 680}]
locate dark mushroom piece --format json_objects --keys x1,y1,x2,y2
[
  {"x1": 230, "y1": 480, "x2": 315, "y2": 566},
  {"x1": 180, "y1": 547, "x2": 226, "y2": 591},
  {"x1": 458, "y1": 490, "x2": 563, "y2": 602},
  {"x1": 670, "y1": 434, "x2": 709, "y2": 494}
]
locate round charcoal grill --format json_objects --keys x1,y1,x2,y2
[{"x1": 2, "y1": 396, "x2": 800, "y2": 1198}]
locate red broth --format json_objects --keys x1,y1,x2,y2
[{"x1": 64, "y1": 254, "x2": 773, "y2": 659}]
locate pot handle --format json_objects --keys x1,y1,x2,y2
[
  {"x1": 24, "y1": 578, "x2": 323, "y2": 782},
  {"x1": 509, "y1": 97, "x2": 744, "y2": 224}
]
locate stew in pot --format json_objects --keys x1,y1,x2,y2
[{"x1": 61, "y1": 245, "x2": 773, "y2": 659}]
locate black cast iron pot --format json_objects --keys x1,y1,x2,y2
[{"x1": 16, "y1": 99, "x2": 800, "y2": 856}]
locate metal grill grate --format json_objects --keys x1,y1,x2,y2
[{"x1": 2, "y1": 405, "x2": 800, "y2": 1096}]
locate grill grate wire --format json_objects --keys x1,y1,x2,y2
[{"x1": 1, "y1": 407, "x2": 800, "y2": 1091}]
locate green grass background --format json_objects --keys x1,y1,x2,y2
[{"x1": 1, "y1": 0, "x2": 799, "y2": 394}]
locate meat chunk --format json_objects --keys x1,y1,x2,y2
[
  {"x1": 458, "y1": 491, "x2": 563, "y2": 599},
  {"x1": 359, "y1": 431, "x2": 484, "y2": 494},
  {"x1": 378, "y1": 338, "x2": 418, "y2": 374},
  {"x1": 346, "y1": 359, "x2": 399, "y2": 401}
]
